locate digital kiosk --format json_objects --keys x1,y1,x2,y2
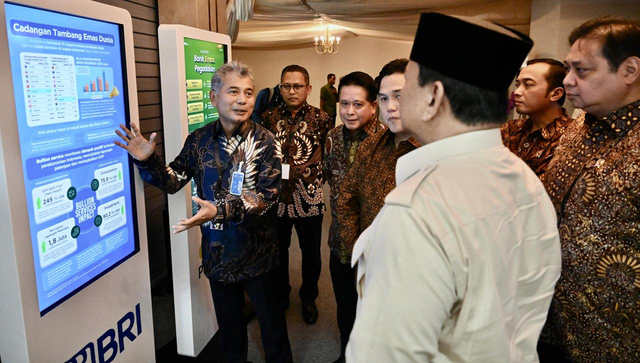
[
  {"x1": 0, "y1": 0, "x2": 154, "y2": 361},
  {"x1": 158, "y1": 24, "x2": 232, "y2": 357}
]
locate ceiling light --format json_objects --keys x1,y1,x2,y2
[{"x1": 314, "y1": 28, "x2": 340, "y2": 55}]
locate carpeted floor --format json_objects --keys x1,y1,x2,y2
[
  {"x1": 247, "y1": 190, "x2": 340, "y2": 362},
  {"x1": 153, "y1": 184, "x2": 341, "y2": 362}
]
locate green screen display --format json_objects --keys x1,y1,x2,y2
[{"x1": 183, "y1": 37, "x2": 227, "y2": 133}]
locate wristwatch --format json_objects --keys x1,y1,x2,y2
[{"x1": 212, "y1": 204, "x2": 225, "y2": 230}]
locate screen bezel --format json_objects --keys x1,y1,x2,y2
[{"x1": 4, "y1": 0, "x2": 141, "y2": 316}]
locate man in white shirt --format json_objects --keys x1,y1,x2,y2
[{"x1": 347, "y1": 13, "x2": 562, "y2": 363}]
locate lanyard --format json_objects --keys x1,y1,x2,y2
[{"x1": 213, "y1": 123, "x2": 250, "y2": 194}]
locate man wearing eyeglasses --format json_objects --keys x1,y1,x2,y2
[{"x1": 262, "y1": 65, "x2": 334, "y2": 324}]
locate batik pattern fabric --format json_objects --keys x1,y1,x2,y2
[
  {"x1": 501, "y1": 109, "x2": 572, "y2": 176},
  {"x1": 541, "y1": 100, "x2": 640, "y2": 362},
  {"x1": 134, "y1": 120, "x2": 281, "y2": 284},
  {"x1": 335, "y1": 129, "x2": 418, "y2": 264},
  {"x1": 323, "y1": 121, "x2": 385, "y2": 258},
  {"x1": 262, "y1": 102, "x2": 333, "y2": 219}
]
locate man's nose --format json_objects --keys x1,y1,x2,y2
[
  {"x1": 513, "y1": 85, "x2": 524, "y2": 96},
  {"x1": 563, "y1": 72, "x2": 576, "y2": 88},
  {"x1": 388, "y1": 99, "x2": 398, "y2": 112}
]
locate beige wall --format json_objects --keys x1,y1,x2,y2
[
  {"x1": 233, "y1": 36, "x2": 413, "y2": 116},
  {"x1": 530, "y1": 0, "x2": 640, "y2": 61}
]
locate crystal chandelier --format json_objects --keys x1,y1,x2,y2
[{"x1": 314, "y1": 28, "x2": 340, "y2": 55}]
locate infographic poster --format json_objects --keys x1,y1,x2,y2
[
  {"x1": 5, "y1": 2, "x2": 139, "y2": 315},
  {"x1": 183, "y1": 37, "x2": 227, "y2": 213}
]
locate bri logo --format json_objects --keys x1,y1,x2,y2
[{"x1": 66, "y1": 303, "x2": 142, "y2": 363}]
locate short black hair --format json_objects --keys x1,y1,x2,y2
[
  {"x1": 338, "y1": 71, "x2": 377, "y2": 104},
  {"x1": 375, "y1": 58, "x2": 409, "y2": 91},
  {"x1": 526, "y1": 58, "x2": 567, "y2": 106},
  {"x1": 418, "y1": 64, "x2": 507, "y2": 126},
  {"x1": 569, "y1": 17, "x2": 640, "y2": 72},
  {"x1": 281, "y1": 64, "x2": 310, "y2": 85},
  {"x1": 327, "y1": 73, "x2": 336, "y2": 80}
]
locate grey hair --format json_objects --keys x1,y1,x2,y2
[{"x1": 210, "y1": 60, "x2": 255, "y2": 93}]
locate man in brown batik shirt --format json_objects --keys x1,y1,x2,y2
[
  {"x1": 501, "y1": 58, "x2": 572, "y2": 176},
  {"x1": 323, "y1": 71, "x2": 385, "y2": 363},
  {"x1": 262, "y1": 65, "x2": 333, "y2": 325},
  {"x1": 539, "y1": 17, "x2": 640, "y2": 363},
  {"x1": 336, "y1": 59, "x2": 418, "y2": 266}
]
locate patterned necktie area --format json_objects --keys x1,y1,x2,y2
[{"x1": 349, "y1": 139, "x2": 360, "y2": 164}]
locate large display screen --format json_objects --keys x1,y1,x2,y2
[
  {"x1": 4, "y1": 2, "x2": 139, "y2": 315},
  {"x1": 183, "y1": 37, "x2": 227, "y2": 214},
  {"x1": 184, "y1": 37, "x2": 227, "y2": 132}
]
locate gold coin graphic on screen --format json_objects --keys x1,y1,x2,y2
[{"x1": 109, "y1": 86, "x2": 120, "y2": 98}]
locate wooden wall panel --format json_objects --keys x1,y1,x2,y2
[
  {"x1": 132, "y1": 18, "x2": 158, "y2": 36},
  {"x1": 137, "y1": 91, "x2": 162, "y2": 106},
  {"x1": 94, "y1": 0, "x2": 169, "y2": 288},
  {"x1": 95, "y1": 0, "x2": 156, "y2": 21}
]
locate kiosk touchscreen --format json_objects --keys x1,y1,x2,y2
[
  {"x1": 4, "y1": 1, "x2": 139, "y2": 315},
  {"x1": 158, "y1": 24, "x2": 231, "y2": 357},
  {"x1": 0, "y1": 0, "x2": 153, "y2": 361}
]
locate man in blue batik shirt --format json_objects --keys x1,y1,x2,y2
[{"x1": 115, "y1": 61, "x2": 292, "y2": 363}]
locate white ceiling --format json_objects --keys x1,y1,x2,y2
[{"x1": 233, "y1": 0, "x2": 533, "y2": 49}]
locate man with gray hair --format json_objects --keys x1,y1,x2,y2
[{"x1": 115, "y1": 61, "x2": 292, "y2": 363}]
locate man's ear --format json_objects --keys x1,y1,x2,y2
[
  {"x1": 210, "y1": 90, "x2": 217, "y2": 107},
  {"x1": 421, "y1": 81, "x2": 445, "y2": 122},
  {"x1": 621, "y1": 56, "x2": 640, "y2": 85},
  {"x1": 306, "y1": 84, "x2": 313, "y2": 96},
  {"x1": 549, "y1": 87, "x2": 565, "y2": 103}
]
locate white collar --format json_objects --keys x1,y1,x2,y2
[{"x1": 396, "y1": 128, "x2": 503, "y2": 184}]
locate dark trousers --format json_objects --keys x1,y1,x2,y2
[
  {"x1": 538, "y1": 341, "x2": 572, "y2": 363},
  {"x1": 209, "y1": 270, "x2": 293, "y2": 363},
  {"x1": 276, "y1": 214, "x2": 323, "y2": 303},
  {"x1": 329, "y1": 253, "x2": 358, "y2": 359}
]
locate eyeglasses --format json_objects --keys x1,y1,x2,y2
[{"x1": 280, "y1": 84, "x2": 307, "y2": 92}]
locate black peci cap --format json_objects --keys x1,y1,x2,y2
[{"x1": 410, "y1": 13, "x2": 534, "y2": 92}]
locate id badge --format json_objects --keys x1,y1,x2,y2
[
  {"x1": 282, "y1": 164, "x2": 290, "y2": 180},
  {"x1": 230, "y1": 162, "x2": 244, "y2": 196}
]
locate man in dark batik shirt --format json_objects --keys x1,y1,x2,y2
[
  {"x1": 323, "y1": 71, "x2": 385, "y2": 363},
  {"x1": 115, "y1": 61, "x2": 292, "y2": 363},
  {"x1": 262, "y1": 65, "x2": 333, "y2": 325},
  {"x1": 539, "y1": 17, "x2": 640, "y2": 363},
  {"x1": 501, "y1": 58, "x2": 573, "y2": 176},
  {"x1": 336, "y1": 59, "x2": 419, "y2": 269}
]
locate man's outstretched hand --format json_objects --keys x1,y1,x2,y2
[
  {"x1": 114, "y1": 123, "x2": 156, "y2": 161},
  {"x1": 172, "y1": 196, "x2": 218, "y2": 234}
]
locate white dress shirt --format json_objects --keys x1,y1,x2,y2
[{"x1": 347, "y1": 129, "x2": 561, "y2": 363}]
